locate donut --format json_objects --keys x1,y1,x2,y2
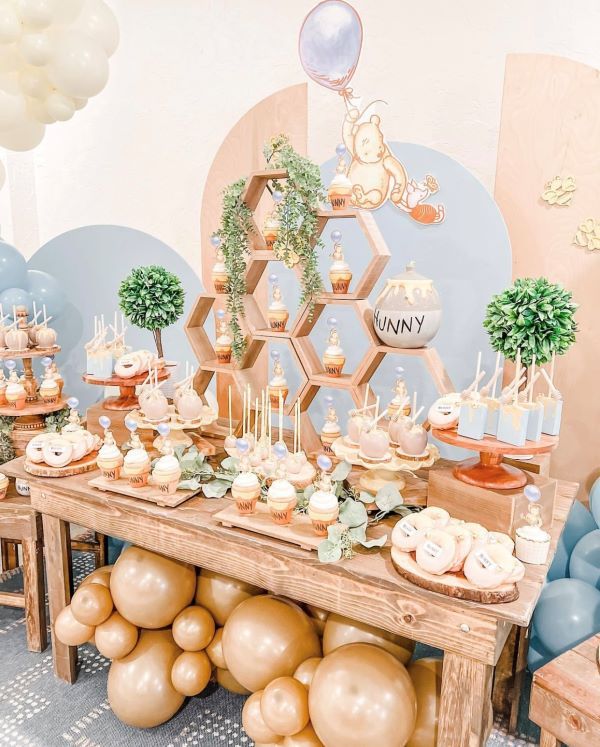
[
  {"x1": 464, "y1": 522, "x2": 489, "y2": 545},
  {"x1": 487, "y1": 532, "x2": 515, "y2": 553},
  {"x1": 391, "y1": 513, "x2": 436, "y2": 552},
  {"x1": 463, "y1": 544, "x2": 513, "y2": 589},
  {"x1": 415, "y1": 529, "x2": 457, "y2": 575},
  {"x1": 443, "y1": 524, "x2": 473, "y2": 573},
  {"x1": 42, "y1": 436, "x2": 74, "y2": 468},
  {"x1": 418, "y1": 506, "x2": 450, "y2": 528}
]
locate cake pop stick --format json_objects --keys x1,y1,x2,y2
[
  {"x1": 480, "y1": 352, "x2": 502, "y2": 398},
  {"x1": 541, "y1": 369, "x2": 561, "y2": 398},
  {"x1": 278, "y1": 392, "x2": 283, "y2": 443},
  {"x1": 411, "y1": 406, "x2": 425, "y2": 423},
  {"x1": 373, "y1": 408, "x2": 389, "y2": 426},
  {"x1": 297, "y1": 399, "x2": 301, "y2": 453},
  {"x1": 255, "y1": 397, "x2": 259, "y2": 442},
  {"x1": 375, "y1": 395, "x2": 380, "y2": 422},
  {"x1": 228, "y1": 385, "x2": 232, "y2": 436}
]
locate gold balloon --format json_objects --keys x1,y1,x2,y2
[
  {"x1": 242, "y1": 691, "x2": 283, "y2": 745},
  {"x1": 293, "y1": 658, "x2": 322, "y2": 690},
  {"x1": 206, "y1": 627, "x2": 226, "y2": 669},
  {"x1": 282, "y1": 724, "x2": 324, "y2": 746},
  {"x1": 95, "y1": 612, "x2": 139, "y2": 660},
  {"x1": 172, "y1": 605, "x2": 215, "y2": 652},
  {"x1": 406, "y1": 658, "x2": 442, "y2": 747},
  {"x1": 55, "y1": 605, "x2": 95, "y2": 646},
  {"x1": 110, "y1": 547, "x2": 196, "y2": 629},
  {"x1": 80, "y1": 565, "x2": 113, "y2": 589},
  {"x1": 261, "y1": 676, "x2": 310, "y2": 737},
  {"x1": 195, "y1": 569, "x2": 264, "y2": 626},
  {"x1": 222, "y1": 596, "x2": 321, "y2": 692},
  {"x1": 71, "y1": 582, "x2": 114, "y2": 626},
  {"x1": 309, "y1": 643, "x2": 417, "y2": 747},
  {"x1": 304, "y1": 605, "x2": 329, "y2": 637},
  {"x1": 171, "y1": 651, "x2": 212, "y2": 697},
  {"x1": 216, "y1": 667, "x2": 251, "y2": 695},
  {"x1": 107, "y1": 629, "x2": 184, "y2": 728},
  {"x1": 323, "y1": 613, "x2": 415, "y2": 664}
]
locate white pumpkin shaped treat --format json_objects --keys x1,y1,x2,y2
[
  {"x1": 26, "y1": 433, "x2": 51, "y2": 463},
  {"x1": 416, "y1": 529, "x2": 457, "y2": 575},
  {"x1": 418, "y1": 506, "x2": 450, "y2": 528},
  {"x1": 397, "y1": 395, "x2": 428, "y2": 457},
  {"x1": 42, "y1": 436, "x2": 74, "y2": 468},
  {"x1": 463, "y1": 543, "x2": 515, "y2": 589},
  {"x1": 443, "y1": 524, "x2": 473, "y2": 573},
  {"x1": 347, "y1": 409, "x2": 367, "y2": 446},
  {"x1": 388, "y1": 412, "x2": 412, "y2": 446},
  {"x1": 36, "y1": 325, "x2": 57, "y2": 348},
  {"x1": 391, "y1": 512, "x2": 436, "y2": 552},
  {"x1": 5, "y1": 327, "x2": 28, "y2": 351},
  {"x1": 358, "y1": 422, "x2": 390, "y2": 463},
  {"x1": 177, "y1": 390, "x2": 204, "y2": 421}
]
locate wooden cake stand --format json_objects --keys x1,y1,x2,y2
[
  {"x1": 83, "y1": 366, "x2": 170, "y2": 411},
  {"x1": 432, "y1": 427, "x2": 558, "y2": 490},
  {"x1": 24, "y1": 449, "x2": 99, "y2": 477},
  {"x1": 127, "y1": 405, "x2": 218, "y2": 455}
]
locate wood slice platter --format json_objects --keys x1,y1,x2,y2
[
  {"x1": 24, "y1": 450, "x2": 99, "y2": 478},
  {"x1": 0, "y1": 345, "x2": 61, "y2": 361},
  {"x1": 88, "y1": 475, "x2": 201, "y2": 508},
  {"x1": 0, "y1": 397, "x2": 68, "y2": 418},
  {"x1": 213, "y1": 501, "x2": 323, "y2": 551},
  {"x1": 391, "y1": 546, "x2": 519, "y2": 604}
]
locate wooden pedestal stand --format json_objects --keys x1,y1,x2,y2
[
  {"x1": 126, "y1": 406, "x2": 217, "y2": 456},
  {"x1": 432, "y1": 428, "x2": 558, "y2": 490},
  {"x1": 82, "y1": 367, "x2": 170, "y2": 411},
  {"x1": 0, "y1": 347, "x2": 70, "y2": 456}
]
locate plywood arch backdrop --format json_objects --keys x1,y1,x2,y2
[{"x1": 495, "y1": 53, "x2": 600, "y2": 498}]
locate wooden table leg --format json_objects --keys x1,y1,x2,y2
[
  {"x1": 438, "y1": 652, "x2": 494, "y2": 747},
  {"x1": 95, "y1": 532, "x2": 108, "y2": 568},
  {"x1": 21, "y1": 538, "x2": 47, "y2": 652},
  {"x1": 1, "y1": 539, "x2": 19, "y2": 570},
  {"x1": 539, "y1": 729, "x2": 558, "y2": 747},
  {"x1": 42, "y1": 514, "x2": 77, "y2": 683},
  {"x1": 509, "y1": 625, "x2": 529, "y2": 733}
]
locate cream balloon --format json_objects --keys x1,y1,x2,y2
[
  {"x1": 72, "y1": 95, "x2": 87, "y2": 110},
  {"x1": 0, "y1": 90, "x2": 26, "y2": 130},
  {"x1": 53, "y1": 0, "x2": 83, "y2": 23},
  {"x1": 407, "y1": 657, "x2": 442, "y2": 747},
  {"x1": 195, "y1": 568, "x2": 264, "y2": 626},
  {"x1": 206, "y1": 627, "x2": 226, "y2": 669},
  {"x1": 72, "y1": 0, "x2": 119, "y2": 56},
  {"x1": 0, "y1": 2, "x2": 21, "y2": 43},
  {"x1": 260, "y1": 676, "x2": 310, "y2": 737},
  {"x1": 71, "y1": 581, "x2": 113, "y2": 626},
  {"x1": 0, "y1": 118, "x2": 45, "y2": 151},
  {"x1": 107, "y1": 629, "x2": 184, "y2": 728},
  {"x1": 282, "y1": 725, "x2": 324, "y2": 747},
  {"x1": 48, "y1": 30, "x2": 108, "y2": 98},
  {"x1": 242, "y1": 691, "x2": 283, "y2": 745},
  {"x1": 170, "y1": 650, "x2": 211, "y2": 697},
  {"x1": 19, "y1": 32, "x2": 54, "y2": 66},
  {"x1": 45, "y1": 91, "x2": 75, "y2": 121},
  {"x1": 55, "y1": 604, "x2": 95, "y2": 646},
  {"x1": 309, "y1": 643, "x2": 417, "y2": 747},
  {"x1": 28, "y1": 98, "x2": 55, "y2": 124},
  {"x1": 94, "y1": 611, "x2": 138, "y2": 660},
  {"x1": 0, "y1": 160, "x2": 5, "y2": 190},
  {"x1": 16, "y1": 0, "x2": 56, "y2": 29},
  {"x1": 0, "y1": 46, "x2": 19, "y2": 74},
  {"x1": 19, "y1": 67, "x2": 50, "y2": 98},
  {"x1": 322, "y1": 613, "x2": 415, "y2": 664}
]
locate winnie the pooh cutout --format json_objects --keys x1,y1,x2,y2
[{"x1": 299, "y1": 0, "x2": 445, "y2": 223}]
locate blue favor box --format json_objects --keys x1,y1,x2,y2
[
  {"x1": 523, "y1": 402, "x2": 543, "y2": 442},
  {"x1": 458, "y1": 401, "x2": 488, "y2": 440},
  {"x1": 497, "y1": 404, "x2": 530, "y2": 446},
  {"x1": 539, "y1": 396, "x2": 562, "y2": 436},
  {"x1": 484, "y1": 398, "x2": 501, "y2": 436}
]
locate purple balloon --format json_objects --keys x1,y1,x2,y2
[
  {"x1": 236, "y1": 438, "x2": 249, "y2": 454},
  {"x1": 210, "y1": 234, "x2": 221, "y2": 248},
  {"x1": 67, "y1": 397, "x2": 79, "y2": 409},
  {"x1": 299, "y1": 0, "x2": 363, "y2": 92},
  {"x1": 99, "y1": 415, "x2": 111, "y2": 429},
  {"x1": 395, "y1": 366, "x2": 404, "y2": 376},
  {"x1": 330, "y1": 230, "x2": 342, "y2": 243},
  {"x1": 324, "y1": 395, "x2": 334, "y2": 405},
  {"x1": 156, "y1": 422, "x2": 170, "y2": 437},
  {"x1": 4, "y1": 359, "x2": 15, "y2": 371},
  {"x1": 326, "y1": 316, "x2": 338, "y2": 328},
  {"x1": 268, "y1": 273, "x2": 279, "y2": 284},
  {"x1": 270, "y1": 349, "x2": 280, "y2": 361},
  {"x1": 41, "y1": 356, "x2": 52, "y2": 367},
  {"x1": 317, "y1": 454, "x2": 332, "y2": 472},
  {"x1": 335, "y1": 143, "x2": 346, "y2": 157},
  {"x1": 124, "y1": 417, "x2": 137, "y2": 432},
  {"x1": 524, "y1": 485, "x2": 541, "y2": 503},
  {"x1": 272, "y1": 189, "x2": 284, "y2": 204},
  {"x1": 273, "y1": 441, "x2": 288, "y2": 459},
  {"x1": 216, "y1": 309, "x2": 226, "y2": 319}
]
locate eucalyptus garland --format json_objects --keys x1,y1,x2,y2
[
  {"x1": 217, "y1": 136, "x2": 325, "y2": 361},
  {"x1": 0, "y1": 416, "x2": 15, "y2": 466}
]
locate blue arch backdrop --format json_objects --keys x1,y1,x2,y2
[{"x1": 27, "y1": 142, "x2": 511, "y2": 458}]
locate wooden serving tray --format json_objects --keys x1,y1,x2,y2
[
  {"x1": 88, "y1": 475, "x2": 201, "y2": 508},
  {"x1": 24, "y1": 450, "x2": 99, "y2": 477},
  {"x1": 213, "y1": 501, "x2": 323, "y2": 551},
  {"x1": 390, "y1": 546, "x2": 519, "y2": 604}
]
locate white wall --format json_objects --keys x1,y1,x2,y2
[{"x1": 2, "y1": 0, "x2": 600, "y2": 266}]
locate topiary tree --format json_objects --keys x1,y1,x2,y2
[
  {"x1": 118, "y1": 266, "x2": 185, "y2": 358},
  {"x1": 483, "y1": 277, "x2": 577, "y2": 365}
]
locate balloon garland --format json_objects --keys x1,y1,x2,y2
[
  {"x1": 56, "y1": 546, "x2": 440, "y2": 745},
  {"x1": 0, "y1": 0, "x2": 119, "y2": 153}
]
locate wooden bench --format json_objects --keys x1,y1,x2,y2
[
  {"x1": 530, "y1": 633, "x2": 600, "y2": 746},
  {"x1": 0, "y1": 485, "x2": 47, "y2": 652}
]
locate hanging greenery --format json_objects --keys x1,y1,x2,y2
[
  {"x1": 217, "y1": 135, "x2": 325, "y2": 361},
  {"x1": 0, "y1": 416, "x2": 15, "y2": 466},
  {"x1": 483, "y1": 277, "x2": 577, "y2": 365}
]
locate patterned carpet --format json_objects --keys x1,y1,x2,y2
[{"x1": 0, "y1": 552, "x2": 536, "y2": 747}]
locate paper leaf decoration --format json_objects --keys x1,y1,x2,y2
[
  {"x1": 541, "y1": 176, "x2": 576, "y2": 207},
  {"x1": 573, "y1": 217, "x2": 600, "y2": 252}
]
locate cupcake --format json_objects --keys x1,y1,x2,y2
[
  {"x1": 211, "y1": 247, "x2": 229, "y2": 294},
  {"x1": 39, "y1": 373, "x2": 60, "y2": 404},
  {"x1": 263, "y1": 212, "x2": 280, "y2": 250},
  {"x1": 49, "y1": 362, "x2": 64, "y2": 396},
  {"x1": 329, "y1": 233, "x2": 352, "y2": 294},
  {"x1": 267, "y1": 478, "x2": 297, "y2": 525},
  {"x1": 322, "y1": 323, "x2": 345, "y2": 377},
  {"x1": 97, "y1": 432, "x2": 124, "y2": 481},
  {"x1": 0, "y1": 472, "x2": 8, "y2": 500},
  {"x1": 320, "y1": 401, "x2": 341, "y2": 454},
  {"x1": 328, "y1": 168, "x2": 352, "y2": 211},
  {"x1": 5, "y1": 372, "x2": 26, "y2": 410},
  {"x1": 267, "y1": 281, "x2": 289, "y2": 332},
  {"x1": 0, "y1": 371, "x2": 7, "y2": 406},
  {"x1": 515, "y1": 525, "x2": 550, "y2": 565},
  {"x1": 231, "y1": 471, "x2": 261, "y2": 514},
  {"x1": 268, "y1": 356, "x2": 288, "y2": 409},
  {"x1": 308, "y1": 461, "x2": 339, "y2": 536},
  {"x1": 215, "y1": 312, "x2": 232, "y2": 364},
  {"x1": 152, "y1": 451, "x2": 182, "y2": 495},
  {"x1": 122, "y1": 447, "x2": 151, "y2": 488}
]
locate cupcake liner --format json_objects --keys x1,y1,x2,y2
[
  {"x1": 42, "y1": 394, "x2": 59, "y2": 404},
  {"x1": 0, "y1": 485, "x2": 7, "y2": 500},
  {"x1": 156, "y1": 477, "x2": 179, "y2": 495},
  {"x1": 213, "y1": 278, "x2": 228, "y2": 294},
  {"x1": 236, "y1": 497, "x2": 258, "y2": 515},
  {"x1": 268, "y1": 314, "x2": 289, "y2": 332},
  {"x1": 128, "y1": 471, "x2": 150, "y2": 488},
  {"x1": 216, "y1": 349, "x2": 232, "y2": 364},
  {"x1": 264, "y1": 232, "x2": 278, "y2": 250},
  {"x1": 269, "y1": 505, "x2": 295, "y2": 525},
  {"x1": 7, "y1": 397, "x2": 26, "y2": 410},
  {"x1": 100, "y1": 465, "x2": 121, "y2": 481},
  {"x1": 330, "y1": 278, "x2": 351, "y2": 294},
  {"x1": 323, "y1": 360, "x2": 345, "y2": 377},
  {"x1": 515, "y1": 536, "x2": 550, "y2": 565},
  {"x1": 269, "y1": 390, "x2": 288, "y2": 408},
  {"x1": 310, "y1": 516, "x2": 338, "y2": 536},
  {"x1": 328, "y1": 192, "x2": 351, "y2": 210}
]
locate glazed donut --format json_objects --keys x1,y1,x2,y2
[
  {"x1": 427, "y1": 394, "x2": 461, "y2": 430},
  {"x1": 464, "y1": 522, "x2": 489, "y2": 545},
  {"x1": 391, "y1": 513, "x2": 436, "y2": 552},
  {"x1": 507, "y1": 557, "x2": 525, "y2": 583},
  {"x1": 66, "y1": 433, "x2": 88, "y2": 462},
  {"x1": 26, "y1": 434, "x2": 51, "y2": 463},
  {"x1": 443, "y1": 524, "x2": 473, "y2": 573},
  {"x1": 418, "y1": 506, "x2": 450, "y2": 528},
  {"x1": 42, "y1": 436, "x2": 74, "y2": 468},
  {"x1": 463, "y1": 544, "x2": 514, "y2": 589},
  {"x1": 415, "y1": 529, "x2": 457, "y2": 575},
  {"x1": 487, "y1": 532, "x2": 515, "y2": 553}
]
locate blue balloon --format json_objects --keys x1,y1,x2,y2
[
  {"x1": 0, "y1": 239, "x2": 27, "y2": 291},
  {"x1": 532, "y1": 578, "x2": 600, "y2": 657},
  {"x1": 589, "y1": 476, "x2": 600, "y2": 527},
  {"x1": 527, "y1": 634, "x2": 553, "y2": 672},
  {"x1": 27, "y1": 269, "x2": 66, "y2": 319},
  {"x1": 569, "y1": 529, "x2": 600, "y2": 589},
  {"x1": 0, "y1": 287, "x2": 33, "y2": 315},
  {"x1": 548, "y1": 500, "x2": 597, "y2": 581}
]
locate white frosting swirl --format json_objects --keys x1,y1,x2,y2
[
  {"x1": 309, "y1": 489, "x2": 338, "y2": 512},
  {"x1": 325, "y1": 345, "x2": 344, "y2": 357},
  {"x1": 233, "y1": 471, "x2": 260, "y2": 489}
]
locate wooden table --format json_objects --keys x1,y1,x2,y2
[
  {"x1": 0, "y1": 486, "x2": 46, "y2": 652},
  {"x1": 3, "y1": 456, "x2": 577, "y2": 747},
  {"x1": 530, "y1": 633, "x2": 600, "y2": 746}
]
